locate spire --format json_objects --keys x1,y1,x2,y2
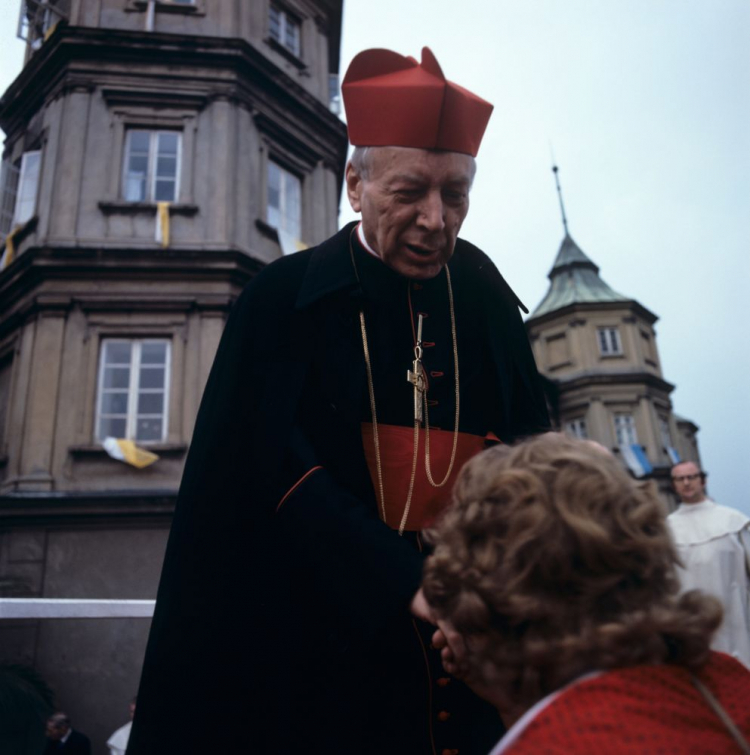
[
  {"x1": 552, "y1": 164, "x2": 569, "y2": 236},
  {"x1": 529, "y1": 167, "x2": 630, "y2": 319},
  {"x1": 530, "y1": 233, "x2": 629, "y2": 318}
]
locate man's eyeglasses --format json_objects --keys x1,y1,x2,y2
[{"x1": 672, "y1": 474, "x2": 702, "y2": 483}]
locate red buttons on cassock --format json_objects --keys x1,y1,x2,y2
[
  {"x1": 441, "y1": 750, "x2": 459, "y2": 755},
  {"x1": 436, "y1": 677, "x2": 451, "y2": 687},
  {"x1": 437, "y1": 710, "x2": 451, "y2": 722},
  {"x1": 413, "y1": 283, "x2": 423, "y2": 290}
]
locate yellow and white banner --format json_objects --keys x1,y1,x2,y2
[
  {"x1": 277, "y1": 229, "x2": 307, "y2": 256},
  {"x1": 102, "y1": 437, "x2": 159, "y2": 469},
  {"x1": 155, "y1": 201, "x2": 170, "y2": 248},
  {"x1": 0, "y1": 226, "x2": 21, "y2": 272}
]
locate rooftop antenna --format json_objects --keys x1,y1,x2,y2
[{"x1": 550, "y1": 154, "x2": 570, "y2": 236}]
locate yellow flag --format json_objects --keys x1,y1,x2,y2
[
  {"x1": 277, "y1": 229, "x2": 307, "y2": 256},
  {"x1": 156, "y1": 201, "x2": 170, "y2": 248},
  {"x1": 43, "y1": 22, "x2": 59, "y2": 42},
  {"x1": 1, "y1": 226, "x2": 20, "y2": 271},
  {"x1": 102, "y1": 437, "x2": 159, "y2": 469}
]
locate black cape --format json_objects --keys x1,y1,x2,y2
[{"x1": 128, "y1": 223, "x2": 549, "y2": 755}]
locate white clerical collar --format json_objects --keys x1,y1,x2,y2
[
  {"x1": 61, "y1": 729, "x2": 72, "y2": 744},
  {"x1": 356, "y1": 222, "x2": 381, "y2": 260}
]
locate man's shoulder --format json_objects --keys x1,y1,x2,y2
[
  {"x1": 454, "y1": 237, "x2": 528, "y2": 314},
  {"x1": 668, "y1": 500, "x2": 750, "y2": 543},
  {"x1": 240, "y1": 225, "x2": 352, "y2": 312},
  {"x1": 711, "y1": 501, "x2": 750, "y2": 529},
  {"x1": 244, "y1": 246, "x2": 314, "y2": 303}
]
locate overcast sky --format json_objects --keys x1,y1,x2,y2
[{"x1": 1, "y1": 0, "x2": 748, "y2": 513}]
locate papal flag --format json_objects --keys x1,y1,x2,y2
[
  {"x1": 620, "y1": 443, "x2": 653, "y2": 478},
  {"x1": 102, "y1": 437, "x2": 159, "y2": 469},
  {"x1": 277, "y1": 229, "x2": 307, "y2": 256},
  {"x1": 155, "y1": 201, "x2": 170, "y2": 248}
]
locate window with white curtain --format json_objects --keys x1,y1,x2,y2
[
  {"x1": 96, "y1": 339, "x2": 171, "y2": 443},
  {"x1": 0, "y1": 151, "x2": 41, "y2": 236},
  {"x1": 597, "y1": 327, "x2": 622, "y2": 356},
  {"x1": 614, "y1": 413, "x2": 638, "y2": 446},
  {"x1": 565, "y1": 418, "x2": 588, "y2": 439},
  {"x1": 267, "y1": 160, "x2": 302, "y2": 244},
  {"x1": 269, "y1": 5, "x2": 301, "y2": 57},
  {"x1": 122, "y1": 130, "x2": 181, "y2": 203}
]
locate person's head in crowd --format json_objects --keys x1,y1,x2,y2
[
  {"x1": 671, "y1": 460, "x2": 708, "y2": 504},
  {"x1": 422, "y1": 433, "x2": 722, "y2": 722},
  {"x1": 45, "y1": 712, "x2": 71, "y2": 741},
  {"x1": 342, "y1": 47, "x2": 492, "y2": 280}
]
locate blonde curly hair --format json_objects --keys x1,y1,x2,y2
[{"x1": 422, "y1": 433, "x2": 721, "y2": 709}]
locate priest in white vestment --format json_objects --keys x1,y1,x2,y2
[{"x1": 667, "y1": 461, "x2": 750, "y2": 667}]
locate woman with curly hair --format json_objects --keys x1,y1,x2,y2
[{"x1": 422, "y1": 433, "x2": 750, "y2": 753}]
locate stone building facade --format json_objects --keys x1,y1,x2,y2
[
  {"x1": 0, "y1": 1, "x2": 347, "y2": 751},
  {"x1": 526, "y1": 232, "x2": 701, "y2": 510}
]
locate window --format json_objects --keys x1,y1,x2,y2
[
  {"x1": 269, "y1": 5, "x2": 301, "y2": 57},
  {"x1": 267, "y1": 160, "x2": 301, "y2": 243},
  {"x1": 18, "y1": 0, "x2": 69, "y2": 48},
  {"x1": 96, "y1": 339, "x2": 170, "y2": 443},
  {"x1": 329, "y1": 74, "x2": 341, "y2": 115},
  {"x1": 659, "y1": 417, "x2": 671, "y2": 449},
  {"x1": 597, "y1": 327, "x2": 622, "y2": 356},
  {"x1": 565, "y1": 419, "x2": 588, "y2": 439},
  {"x1": 13, "y1": 151, "x2": 41, "y2": 226},
  {"x1": 0, "y1": 160, "x2": 20, "y2": 237},
  {"x1": 0, "y1": 151, "x2": 40, "y2": 236},
  {"x1": 122, "y1": 130, "x2": 181, "y2": 203},
  {"x1": 614, "y1": 413, "x2": 637, "y2": 446}
]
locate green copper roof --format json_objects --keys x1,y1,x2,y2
[{"x1": 530, "y1": 234, "x2": 629, "y2": 318}]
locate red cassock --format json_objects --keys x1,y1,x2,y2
[{"x1": 501, "y1": 652, "x2": 750, "y2": 754}]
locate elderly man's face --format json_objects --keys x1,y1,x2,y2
[
  {"x1": 346, "y1": 147, "x2": 474, "y2": 279},
  {"x1": 671, "y1": 461, "x2": 706, "y2": 504}
]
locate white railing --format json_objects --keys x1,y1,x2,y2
[{"x1": 0, "y1": 598, "x2": 155, "y2": 619}]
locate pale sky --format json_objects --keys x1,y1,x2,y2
[{"x1": 1, "y1": 0, "x2": 749, "y2": 513}]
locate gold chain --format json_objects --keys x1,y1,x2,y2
[
  {"x1": 359, "y1": 310, "x2": 420, "y2": 535},
  {"x1": 423, "y1": 268, "x2": 460, "y2": 487},
  {"x1": 350, "y1": 232, "x2": 460, "y2": 535}
]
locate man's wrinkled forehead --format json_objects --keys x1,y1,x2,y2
[{"x1": 360, "y1": 145, "x2": 477, "y2": 185}]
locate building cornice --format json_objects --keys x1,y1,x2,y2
[
  {"x1": 0, "y1": 26, "x2": 348, "y2": 172},
  {"x1": 0, "y1": 489, "x2": 176, "y2": 527},
  {"x1": 0, "y1": 245, "x2": 263, "y2": 342},
  {"x1": 526, "y1": 298, "x2": 658, "y2": 330},
  {"x1": 554, "y1": 370, "x2": 675, "y2": 395}
]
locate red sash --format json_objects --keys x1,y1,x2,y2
[{"x1": 361, "y1": 422, "x2": 486, "y2": 531}]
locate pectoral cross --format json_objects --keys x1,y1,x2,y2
[{"x1": 407, "y1": 314, "x2": 426, "y2": 424}]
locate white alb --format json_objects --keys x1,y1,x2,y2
[{"x1": 667, "y1": 499, "x2": 750, "y2": 668}]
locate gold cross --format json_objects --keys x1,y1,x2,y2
[{"x1": 407, "y1": 314, "x2": 426, "y2": 424}]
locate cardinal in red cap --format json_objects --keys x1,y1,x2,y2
[{"x1": 130, "y1": 44, "x2": 549, "y2": 755}]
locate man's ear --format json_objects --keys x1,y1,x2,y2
[{"x1": 345, "y1": 162, "x2": 363, "y2": 213}]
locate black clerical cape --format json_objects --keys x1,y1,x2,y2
[{"x1": 128, "y1": 223, "x2": 549, "y2": 755}]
